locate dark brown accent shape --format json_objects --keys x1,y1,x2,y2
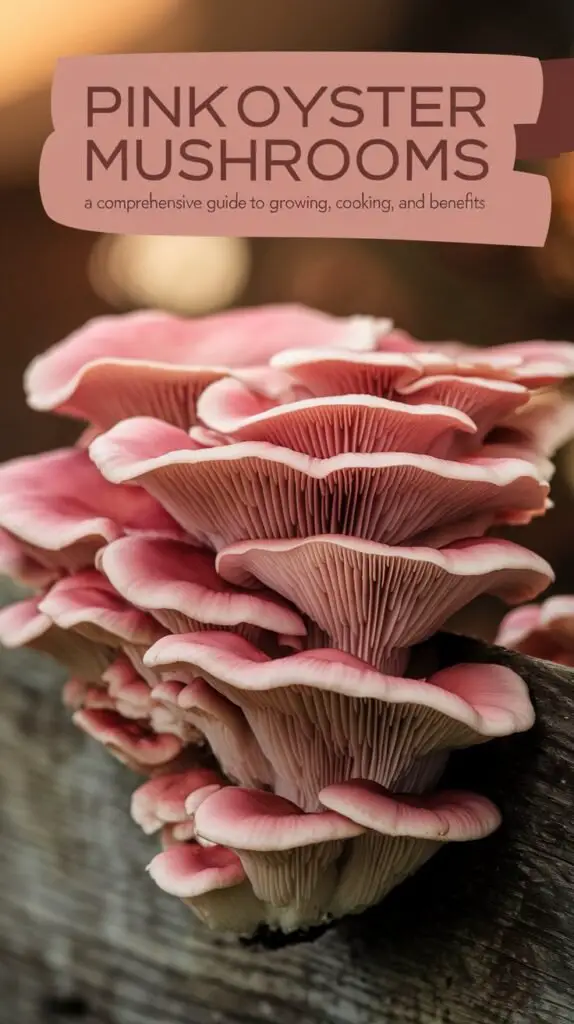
[{"x1": 516, "y1": 58, "x2": 574, "y2": 160}]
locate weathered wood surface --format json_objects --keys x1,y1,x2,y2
[{"x1": 1, "y1": 625, "x2": 574, "y2": 1024}]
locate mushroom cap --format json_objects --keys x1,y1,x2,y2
[
  {"x1": 147, "y1": 843, "x2": 246, "y2": 899},
  {"x1": 98, "y1": 535, "x2": 306, "y2": 638},
  {"x1": 90, "y1": 420, "x2": 548, "y2": 551},
  {"x1": 25, "y1": 306, "x2": 388, "y2": 428}
]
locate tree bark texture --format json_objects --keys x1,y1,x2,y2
[{"x1": 1, "y1": 623, "x2": 573, "y2": 1024}]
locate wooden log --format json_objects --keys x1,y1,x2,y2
[{"x1": 1, "y1": 629, "x2": 573, "y2": 1023}]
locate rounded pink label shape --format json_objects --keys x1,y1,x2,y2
[{"x1": 40, "y1": 51, "x2": 550, "y2": 246}]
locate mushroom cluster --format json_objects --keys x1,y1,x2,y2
[{"x1": 1, "y1": 305, "x2": 574, "y2": 936}]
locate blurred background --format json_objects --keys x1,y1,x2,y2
[{"x1": 2, "y1": 0, "x2": 574, "y2": 613}]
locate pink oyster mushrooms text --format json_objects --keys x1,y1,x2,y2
[{"x1": 1, "y1": 304, "x2": 574, "y2": 935}]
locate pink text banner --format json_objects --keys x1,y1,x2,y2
[{"x1": 39, "y1": 51, "x2": 558, "y2": 246}]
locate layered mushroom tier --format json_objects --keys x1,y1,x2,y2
[{"x1": 1, "y1": 306, "x2": 574, "y2": 934}]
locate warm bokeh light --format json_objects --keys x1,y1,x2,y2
[
  {"x1": 530, "y1": 153, "x2": 574, "y2": 297},
  {"x1": 89, "y1": 234, "x2": 251, "y2": 314},
  {"x1": 0, "y1": 2, "x2": 183, "y2": 106}
]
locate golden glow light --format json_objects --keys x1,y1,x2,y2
[
  {"x1": 89, "y1": 234, "x2": 251, "y2": 315},
  {"x1": 0, "y1": 1, "x2": 182, "y2": 106}
]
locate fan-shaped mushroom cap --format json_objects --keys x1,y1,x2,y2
[
  {"x1": 198, "y1": 379, "x2": 476, "y2": 458},
  {"x1": 73, "y1": 707, "x2": 183, "y2": 770},
  {"x1": 145, "y1": 631, "x2": 534, "y2": 808},
  {"x1": 0, "y1": 595, "x2": 113, "y2": 679},
  {"x1": 497, "y1": 595, "x2": 574, "y2": 665},
  {"x1": 131, "y1": 767, "x2": 224, "y2": 836},
  {"x1": 90, "y1": 420, "x2": 548, "y2": 552},
  {"x1": 0, "y1": 447, "x2": 179, "y2": 573},
  {"x1": 217, "y1": 535, "x2": 552, "y2": 671},
  {"x1": 98, "y1": 535, "x2": 305, "y2": 642},
  {"x1": 25, "y1": 306, "x2": 389, "y2": 428}
]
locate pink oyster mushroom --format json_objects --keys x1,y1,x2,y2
[
  {"x1": 496, "y1": 595, "x2": 574, "y2": 666},
  {"x1": 1, "y1": 304, "x2": 574, "y2": 935}
]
